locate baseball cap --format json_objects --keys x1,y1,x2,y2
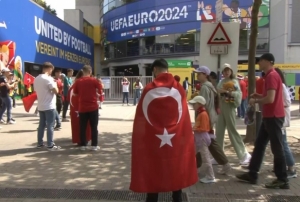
[
  {"x1": 194, "y1": 66, "x2": 211, "y2": 75},
  {"x1": 189, "y1": 96, "x2": 206, "y2": 105},
  {"x1": 260, "y1": 53, "x2": 275, "y2": 64},
  {"x1": 223, "y1": 63, "x2": 232, "y2": 71},
  {"x1": 1, "y1": 67, "x2": 10, "y2": 72}
]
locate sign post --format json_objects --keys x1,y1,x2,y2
[{"x1": 207, "y1": 23, "x2": 231, "y2": 81}]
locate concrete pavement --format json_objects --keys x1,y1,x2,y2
[{"x1": 0, "y1": 101, "x2": 299, "y2": 201}]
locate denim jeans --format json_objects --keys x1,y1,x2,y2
[
  {"x1": 122, "y1": 92, "x2": 129, "y2": 104},
  {"x1": 0, "y1": 96, "x2": 12, "y2": 122},
  {"x1": 249, "y1": 117, "x2": 288, "y2": 182},
  {"x1": 55, "y1": 110, "x2": 61, "y2": 126},
  {"x1": 237, "y1": 99, "x2": 246, "y2": 118},
  {"x1": 133, "y1": 90, "x2": 141, "y2": 105},
  {"x1": 38, "y1": 109, "x2": 56, "y2": 147},
  {"x1": 282, "y1": 129, "x2": 295, "y2": 167}
]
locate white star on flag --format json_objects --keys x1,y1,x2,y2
[
  {"x1": 156, "y1": 128, "x2": 175, "y2": 148},
  {"x1": 75, "y1": 111, "x2": 79, "y2": 117}
]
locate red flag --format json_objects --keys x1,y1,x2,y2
[
  {"x1": 67, "y1": 85, "x2": 92, "y2": 144},
  {"x1": 130, "y1": 73, "x2": 198, "y2": 193},
  {"x1": 22, "y1": 92, "x2": 37, "y2": 112},
  {"x1": 24, "y1": 72, "x2": 35, "y2": 86}
]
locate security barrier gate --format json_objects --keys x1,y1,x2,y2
[{"x1": 100, "y1": 76, "x2": 153, "y2": 100}]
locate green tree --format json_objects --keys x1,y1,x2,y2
[
  {"x1": 244, "y1": 0, "x2": 262, "y2": 144},
  {"x1": 32, "y1": 0, "x2": 57, "y2": 15}
]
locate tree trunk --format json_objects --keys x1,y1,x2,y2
[{"x1": 244, "y1": 0, "x2": 262, "y2": 144}]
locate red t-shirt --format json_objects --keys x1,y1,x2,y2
[
  {"x1": 54, "y1": 78, "x2": 63, "y2": 95},
  {"x1": 262, "y1": 68, "x2": 285, "y2": 118},
  {"x1": 239, "y1": 80, "x2": 247, "y2": 100},
  {"x1": 256, "y1": 78, "x2": 265, "y2": 94},
  {"x1": 73, "y1": 77, "x2": 102, "y2": 113}
]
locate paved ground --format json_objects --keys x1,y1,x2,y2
[{"x1": 0, "y1": 100, "x2": 300, "y2": 202}]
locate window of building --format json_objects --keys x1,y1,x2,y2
[{"x1": 127, "y1": 39, "x2": 139, "y2": 57}]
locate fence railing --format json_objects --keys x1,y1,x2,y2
[{"x1": 100, "y1": 76, "x2": 153, "y2": 100}]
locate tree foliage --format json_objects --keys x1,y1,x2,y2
[
  {"x1": 32, "y1": 0, "x2": 57, "y2": 15},
  {"x1": 244, "y1": 0, "x2": 262, "y2": 144}
]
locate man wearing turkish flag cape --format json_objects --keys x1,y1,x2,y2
[
  {"x1": 67, "y1": 72, "x2": 91, "y2": 144},
  {"x1": 130, "y1": 59, "x2": 198, "y2": 202}
]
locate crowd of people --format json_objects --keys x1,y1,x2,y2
[
  {"x1": 0, "y1": 53, "x2": 297, "y2": 201},
  {"x1": 130, "y1": 54, "x2": 297, "y2": 202},
  {"x1": 32, "y1": 62, "x2": 104, "y2": 150}
]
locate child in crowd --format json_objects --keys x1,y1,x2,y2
[{"x1": 189, "y1": 96, "x2": 216, "y2": 184}]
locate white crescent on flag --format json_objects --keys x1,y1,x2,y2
[{"x1": 142, "y1": 87, "x2": 182, "y2": 126}]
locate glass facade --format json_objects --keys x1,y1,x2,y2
[
  {"x1": 103, "y1": 0, "x2": 140, "y2": 15},
  {"x1": 104, "y1": 27, "x2": 269, "y2": 60}
]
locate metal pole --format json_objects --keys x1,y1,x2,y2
[{"x1": 217, "y1": 54, "x2": 221, "y2": 82}]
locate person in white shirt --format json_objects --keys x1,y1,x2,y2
[
  {"x1": 34, "y1": 62, "x2": 61, "y2": 151},
  {"x1": 121, "y1": 77, "x2": 130, "y2": 106},
  {"x1": 274, "y1": 68, "x2": 297, "y2": 178},
  {"x1": 133, "y1": 78, "x2": 143, "y2": 106}
]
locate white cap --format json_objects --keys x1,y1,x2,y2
[
  {"x1": 223, "y1": 63, "x2": 232, "y2": 71},
  {"x1": 1, "y1": 67, "x2": 10, "y2": 72},
  {"x1": 189, "y1": 96, "x2": 206, "y2": 105}
]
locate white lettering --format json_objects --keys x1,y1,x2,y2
[
  {"x1": 109, "y1": 5, "x2": 189, "y2": 32},
  {"x1": 128, "y1": 15, "x2": 134, "y2": 27}
]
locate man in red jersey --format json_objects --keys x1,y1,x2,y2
[
  {"x1": 73, "y1": 65, "x2": 102, "y2": 151},
  {"x1": 236, "y1": 53, "x2": 289, "y2": 189},
  {"x1": 130, "y1": 59, "x2": 198, "y2": 202},
  {"x1": 237, "y1": 75, "x2": 247, "y2": 118},
  {"x1": 256, "y1": 72, "x2": 265, "y2": 111}
]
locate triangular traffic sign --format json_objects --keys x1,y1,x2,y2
[{"x1": 207, "y1": 23, "x2": 231, "y2": 44}]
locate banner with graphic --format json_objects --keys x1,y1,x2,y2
[
  {"x1": 102, "y1": 0, "x2": 270, "y2": 42},
  {"x1": 0, "y1": 0, "x2": 94, "y2": 72}
]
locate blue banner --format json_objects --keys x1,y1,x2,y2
[
  {"x1": 102, "y1": 0, "x2": 270, "y2": 43},
  {"x1": 0, "y1": 0, "x2": 94, "y2": 72}
]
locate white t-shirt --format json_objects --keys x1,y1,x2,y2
[
  {"x1": 34, "y1": 74, "x2": 57, "y2": 111},
  {"x1": 122, "y1": 81, "x2": 130, "y2": 92},
  {"x1": 282, "y1": 84, "x2": 291, "y2": 128}
]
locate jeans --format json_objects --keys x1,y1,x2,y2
[
  {"x1": 55, "y1": 110, "x2": 61, "y2": 126},
  {"x1": 282, "y1": 129, "x2": 295, "y2": 167},
  {"x1": 122, "y1": 92, "x2": 129, "y2": 104},
  {"x1": 38, "y1": 109, "x2": 55, "y2": 147},
  {"x1": 133, "y1": 90, "x2": 141, "y2": 105},
  {"x1": 79, "y1": 110, "x2": 99, "y2": 146},
  {"x1": 237, "y1": 99, "x2": 246, "y2": 118},
  {"x1": 0, "y1": 96, "x2": 12, "y2": 122},
  {"x1": 62, "y1": 99, "x2": 69, "y2": 119},
  {"x1": 249, "y1": 117, "x2": 288, "y2": 182},
  {"x1": 146, "y1": 190, "x2": 182, "y2": 202},
  {"x1": 56, "y1": 95, "x2": 62, "y2": 115}
]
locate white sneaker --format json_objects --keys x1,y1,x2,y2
[
  {"x1": 0, "y1": 119, "x2": 6, "y2": 124},
  {"x1": 7, "y1": 120, "x2": 16, "y2": 124},
  {"x1": 80, "y1": 146, "x2": 87, "y2": 151},
  {"x1": 240, "y1": 153, "x2": 251, "y2": 165},
  {"x1": 211, "y1": 158, "x2": 218, "y2": 165},
  {"x1": 200, "y1": 177, "x2": 216, "y2": 184},
  {"x1": 91, "y1": 146, "x2": 100, "y2": 151},
  {"x1": 218, "y1": 163, "x2": 232, "y2": 175},
  {"x1": 47, "y1": 145, "x2": 61, "y2": 151}
]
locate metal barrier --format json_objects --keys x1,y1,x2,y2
[{"x1": 100, "y1": 76, "x2": 153, "y2": 100}]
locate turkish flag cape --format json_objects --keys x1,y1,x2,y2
[
  {"x1": 22, "y1": 92, "x2": 37, "y2": 112},
  {"x1": 130, "y1": 73, "x2": 198, "y2": 193},
  {"x1": 67, "y1": 85, "x2": 91, "y2": 144}
]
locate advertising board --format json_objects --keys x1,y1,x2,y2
[
  {"x1": 102, "y1": 0, "x2": 270, "y2": 42},
  {"x1": 0, "y1": 0, "x2": 94, "y2": 73}
]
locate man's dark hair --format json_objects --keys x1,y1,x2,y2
[
  {"x1": 185, "y1": 77, "x2": 188, "y2": 80},
  {"x1": 210, "y1": 71, "x2": 218, "y2": 80},
  {"x1": 55, "y1": 69, "x2": 62, "y2": 72},
  {"x1": 67, "y1": 69, "x2": 73, "y2": 73},
  {"x1": 151, "y1": 59, "x2": 168, "y2": 71},
  {"x1": 231, "y1": 0, "x2": 239, "y2": 5},
  {"x1": 42, "y1": 62, "x2": 54, "y2": 69},
  {"x1": 261, "y1": 72, "x2": 266, "y2": 77}
]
